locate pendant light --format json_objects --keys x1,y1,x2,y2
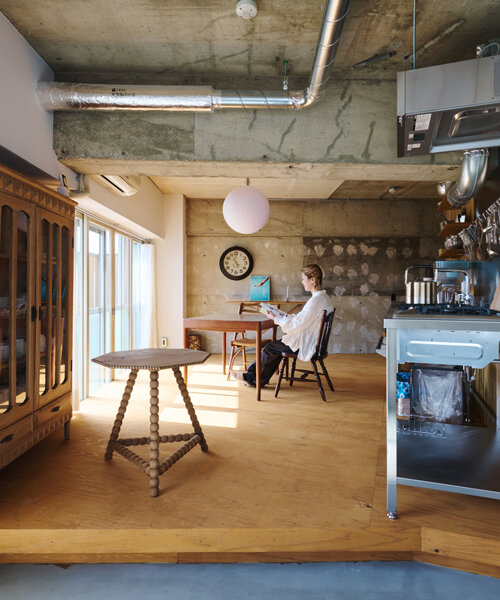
[{"x1": 223, "y1": 180, "x2": 270, "y2": 234}]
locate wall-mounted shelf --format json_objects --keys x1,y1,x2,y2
[
  {"x1": 438, "y1": 248, "x2": 466, "y2": 260},
  {"x1": 437, "y1": 198, "x2": 460, "y2": 212},
  {"x1": 438, "y1": 222, "x2": 470, "y2": 238}
]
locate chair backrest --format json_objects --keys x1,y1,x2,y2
[
  {"x1": 238, "y1": 302, "x2": 264, "y2": 315},
  {"x1": 312, "y1": 309, "x2": 335, "y2": 361}
]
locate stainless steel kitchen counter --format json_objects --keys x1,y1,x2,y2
[
  {"x1": 386, "y1": 309, "x2": 500, "y2": 332},
  {"x1": 384, "y1": 310, "x2": 500, "y2": 518}
]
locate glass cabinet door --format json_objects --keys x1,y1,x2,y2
[
  {"x1": 0, "y1": 196, "x2": 34, "y2": 428},
  {"x1": 37, "y1": 209, "x2": 73, "y2": 408}
]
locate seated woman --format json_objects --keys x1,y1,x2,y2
[{"x1": 233, "y1": 263, "x2": 334, "y2": 388}]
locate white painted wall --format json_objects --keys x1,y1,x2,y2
[
  {"x1": 1, "y1": 14, "x2": 181, "y2": 346},
  {"x1": 0, "y1": 13, "x2": 165, "y2": 239},
  {"x1": 0, "y1": 13, "x2": 74, "y2": 184},
  {"x1": 77, "y1": 176, "x2": 165, "y2": 239},
  {"x1": 154, "y1": 194, "x2": 186, "y2": 347}
]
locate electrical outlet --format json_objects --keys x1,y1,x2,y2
[{"x1": 161, "y1": 337, "x2": 168, "y2": 347}]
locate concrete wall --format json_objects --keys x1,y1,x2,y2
[{"x1": 186, "y1": 197, "x2": 441, "y2": 354}]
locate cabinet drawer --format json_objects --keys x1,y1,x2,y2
[
  {"x1": 0, "y1": 415, "x2": 34, "y2": 469},
  {"x1": 34, "y1": 394, "x2": 72, "y2": 436}
]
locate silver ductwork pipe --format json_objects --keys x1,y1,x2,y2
[
  {"x1": 37, "y1": 0, "x2": 350, "y2": 112},
  {"x1": 37, "y1": 83, "x2": 216, "y2": 111},
  {"x1": 446, "y1": 149, "x2": 489, "y2": 207}
]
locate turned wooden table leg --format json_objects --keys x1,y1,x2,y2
[
  {"x1": 172, "y1": 366, "x2": 208, "y2": 452},
  {"x1": 149, "y1": 370, "x2": 160, "y2": 497},
  {"x1": 105, "y1": 368, "x2": 138, "y2": 460},
  {"x1": 222, "y1": 331, "x2": 227, "y2": 374},
  {"x1": 183, "y1": 326, "x2": 189, "y2": 382}
]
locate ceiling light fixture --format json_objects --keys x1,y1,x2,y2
[
  {"x1": 223, "y1": 180, "x2": 270, "y2": 234},
  {"x1": 235, "y1": 0, "x2": 258, "y2": 20}
]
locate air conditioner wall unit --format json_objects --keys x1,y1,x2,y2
[{"x1": 94, "y1": 174, "x2": 140, "y2": 196}]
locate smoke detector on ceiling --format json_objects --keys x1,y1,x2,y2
[{"x1": 235, "y1": 0, "x2": 257, "y2": 19}]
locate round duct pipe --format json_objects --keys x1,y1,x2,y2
[
  {"x1": 36, "y1": 0, "x2": 350, "y2": 113},
  {"x1": 445, "y1": 149, "x2": 489, "y2": 208}
]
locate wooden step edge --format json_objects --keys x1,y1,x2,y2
[
  {"x1": 0, "y1": 526, "x2": 419, "y2": 564},
  {"x1": 413, "y1": 552, "x2": 500, "y2": 579},
  {"x1": 418, "y1": 526, "x2": 500, "y2": 574},
  {"x1": 4, "y1": 526, "x2": 499, "y2": 576}
]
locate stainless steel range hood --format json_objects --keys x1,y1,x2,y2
[{"x1": 397, "y1": 55, "x2": 500, "y2": 157}]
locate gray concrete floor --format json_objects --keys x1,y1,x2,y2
[{"x1": 0, "y1": 562, "x2": 499, "y2": 599}]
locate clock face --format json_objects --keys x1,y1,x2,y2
[{"x1": 219, "y1": 246, "x2": 253, "y2": 280}]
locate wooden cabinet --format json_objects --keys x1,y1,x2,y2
[{"x1": 0, "y1": 164, "x2": 75, "y2": 469}]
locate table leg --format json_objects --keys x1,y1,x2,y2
[
  {"x1": 256, "y1": 325, "x2": 262, "y2": 401},
  {"x1": 173, "y1": 366, "x2": 208, "y2": 452},
  {"x1": 183, "y1": 327, "x2": 189, "y2": 382},
  {"x1": 105, "y1": 368, "x2": 138, "y2": 460},
  {"x1": 386, "y1": 327, "x2": 398, "y2": 519},
  {"x1": 222, "y1": 331, "x2": 227, "y2": 374},
  {"x1": 149, "y1": 369, "x2": 160, "y2": 497}
]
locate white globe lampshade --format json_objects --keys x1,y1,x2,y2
[{"x1": 223, "y1": 186, "x2": 270, "y2": 234}]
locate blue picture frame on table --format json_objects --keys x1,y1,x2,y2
[{"x1": 250, "y1": 275, "x2": 270, "y2": 301}]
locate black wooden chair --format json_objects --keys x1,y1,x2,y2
[{"x1": 274, "y1": 309, "x2": 335, "y2": 402}]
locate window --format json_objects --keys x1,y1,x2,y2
[{"x1": 74, "y1": 213, "x2": 149, "y2": 401}]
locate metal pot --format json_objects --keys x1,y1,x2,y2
[{"x1": 405, "y1": 266, "x2": 437, "y2": 304}]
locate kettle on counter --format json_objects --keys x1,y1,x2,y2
[{"x1": 405, "y1": 265, "x2": 437, "y2": 305}]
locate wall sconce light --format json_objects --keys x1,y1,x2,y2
[{"x1": 223, "y1": 182, "x2": 270, "y2": 234}]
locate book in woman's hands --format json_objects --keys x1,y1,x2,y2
[{"x1": 259, "y1": 302, "x2": 288, "y2": 319}]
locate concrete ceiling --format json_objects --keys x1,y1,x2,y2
[{"x1": 1, "y1": 0, "x2": 499, "y2": 199}]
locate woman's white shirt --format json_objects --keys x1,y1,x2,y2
[{"x1": 273, "y1": 290, "x2": 334, "y2": 361}]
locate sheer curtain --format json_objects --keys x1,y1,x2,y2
[
  {"x1": 72, "y1": 276, "x2": 80, "y2": 411},
  {"x1": 134, "y1": 242, "x2": 157, "y2": 348}
]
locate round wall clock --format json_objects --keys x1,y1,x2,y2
[{"x1": 219, "y1": 246, "x2": 253, "y2": 280}]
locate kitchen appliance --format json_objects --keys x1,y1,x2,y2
[
  {"x1": 435, "y1": 268, "x2": 470, "y2": 304},
  {"x1": 397, "y1": 55, "x2": 500, "y2": 157},
  {"x1": 396, "y1": 302, "x2": 495, "y2": 316},
  {"x1": 404, "y1": 266, "x2": 437, "y2": 305}
]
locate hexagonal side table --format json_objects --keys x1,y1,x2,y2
[{"x1": 92, "y1": 348, "x2": 210, "y2": 497}]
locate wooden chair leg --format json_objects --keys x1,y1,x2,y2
[
  {"x1": 274, "y1": 357, "x2": 288, "y2": 397},
  {"x1": 289, "y1": 357, "x2": 297, "y2": 387},
  {"x1": 227, "y1": 345, "x2": 238, "y2": 380},
  {"x1": 319, "y1": 358, "x2": 334, "y2": 391},
  {"x1": 242, "y1": 346, "x2": 247, "y2": 369},
  {"x1": 311, "y1": 360, "x2": 327, "y2": 402}
]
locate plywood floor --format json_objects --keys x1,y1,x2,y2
[{"x1": 0, "y1": 355, "x2": 499, "y2": 575}]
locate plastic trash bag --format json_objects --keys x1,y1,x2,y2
[{"x1": 411, "y1": 366, "x2": 463, "y2": 424}]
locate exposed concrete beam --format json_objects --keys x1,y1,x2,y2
[
  {"x1": 60, "y1": 158, "x2": 460, "y2": 183},
  {"x1": 53, "y1": 78, "x2": 461, "y2": 178}
]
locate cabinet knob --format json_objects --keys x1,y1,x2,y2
[{"x1": 1, "y1": 433, "x2": 14, "y2": 444}]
